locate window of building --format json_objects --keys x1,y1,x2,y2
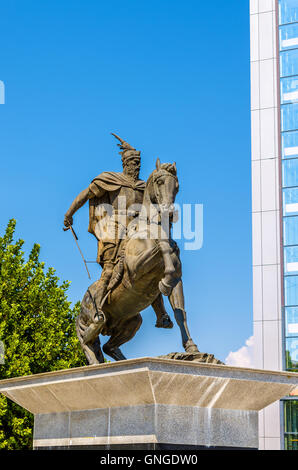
[
  {"x1": 284, "y1": 275, "x2": 298, "y2": 306},
  {"x1": 280, "y1": 23, "x2": 298, "y2": 50},
  {"x1": 281, "y1": 103, "x2": 298, "y2": 132},
  {"x1": 281, "y1": 77, "x2": 298, "y2": 104},
  {"x1": 284, "y1": 215, "x2": 298, "y2": 245},
  {"x1": 280, "y1": 49, "x2": 298, "y2": 77},
  {"x1": 279, "y1": 0, "x2": 298, "y2": 25},
  {"x1": 284, "y1": 246, "x2": 298, "y2": 274},
  {"x1": 282, "y1": 158, "x2": 298, "y2": 187},
  {"x1": 285, "y1": 338, "x2": 298, "y2": 370},
  {"x1": 285, "y1": 307, "x2": 298, "y2": 336},
  {"x1": 283, "y1": 187, "x2": 298, "y2": 215},
  {"x1": 284, "y1": 400, "x2": 298, "y2": 450},
  {"x1": 282, "y1": 131, "x2": 298, "y2": 159}
]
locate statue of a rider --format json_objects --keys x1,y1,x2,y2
[{"x1": 64, "y1": 134, "x2": 173, "y2": 343}]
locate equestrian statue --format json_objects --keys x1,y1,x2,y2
[{"x1": 64, "y1": 134, "x2": 200, "y2": 365}]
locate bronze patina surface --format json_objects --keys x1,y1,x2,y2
[{"x1": 64, "y1": 134, "x2": 207, "y2": 364}]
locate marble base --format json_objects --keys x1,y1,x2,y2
[
  {"x1": 33, "y1": 404, "x2": 258, "y2": 449},
  {"x1": 0, "y1": 357, "x2": 297, "y2": 450}
]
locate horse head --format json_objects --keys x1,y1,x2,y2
[{"x1": 147, "y1": 158, "x2": 179, "y2": 217}]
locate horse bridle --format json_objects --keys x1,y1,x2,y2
[{"x1": 152, "y1": 169, "x2": 178, "y2": 207}]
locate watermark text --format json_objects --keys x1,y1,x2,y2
[{"x1": 0, "y1": 81, "x2": 5, "y2": 104}]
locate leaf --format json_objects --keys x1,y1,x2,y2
[{"x1": 0, "y1": 220, "x2": 86, "y2": 449}]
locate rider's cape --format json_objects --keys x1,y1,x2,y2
[{"x1": 88, "y1": 171, "x2": 145, "y2": 263}]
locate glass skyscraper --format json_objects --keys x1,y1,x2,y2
[
  {"x1": 250, "y1": 0, "x2": 298, "y2": 450},
  {"x1": 279, "y1": 0, "x2": 298, "y2": 451}
]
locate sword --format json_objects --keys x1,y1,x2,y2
[{"x1": 63, "y1": 225, "x2": 91, "y2": 279}]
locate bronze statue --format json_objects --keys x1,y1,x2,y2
[{"x1": 64, "y1": 134, "x2": 199, "y2": 364}]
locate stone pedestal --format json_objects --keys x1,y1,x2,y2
[{"x1": 0, "y1": 358, "x2": 297, "y2": 450}]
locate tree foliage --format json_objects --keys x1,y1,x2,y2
[{"x1": 0, "y1": 219, "x2": 86, "y2": 449}]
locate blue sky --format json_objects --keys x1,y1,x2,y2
[{"x1": 0, "y1": 0, "x2": 252, "y2": 363}]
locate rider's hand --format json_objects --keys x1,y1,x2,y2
[{"x1": 64, "y1": 213, "x2": 73, "y2": 228}]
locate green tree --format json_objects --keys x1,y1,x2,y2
[{"x1": 0, "y1": 219, "x2": 86, "y2": 449}]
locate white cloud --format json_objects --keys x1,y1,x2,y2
[{"x1": 225, "y1": 336, "x2": 254, "y2": 368}]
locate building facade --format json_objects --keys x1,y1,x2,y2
[{"x1": 250, "y1": 0, "x2": 298, "y2": 450}]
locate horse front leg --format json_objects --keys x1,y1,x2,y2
[
  {"x1": 157, "y1": 239, "x2": 178, "y2": 296},
  {"x1": 157, "y1": 219, "x2": 178, "y2": 296},
  {"x1": 169, "y1": 279, "x2": 199, "y2": 353},
  {"x1": 152, "y1": 293, "x2": 173, "y2": 329}
]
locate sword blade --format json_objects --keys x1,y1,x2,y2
[{"x1": 65, "y1": 225, "x2": 91, "y2": 279}]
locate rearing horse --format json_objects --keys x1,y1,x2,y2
[{"x1": 77, "y1": 159, "x2": 199, "y2": 364}]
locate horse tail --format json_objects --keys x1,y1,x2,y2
[{"x1": 76, "y1": 288, "x2": 105, "y2": 365}]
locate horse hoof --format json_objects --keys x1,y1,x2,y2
[
  {"x1": 102, "y1": 344, "x2": 127, "y2": 361},
  {"x1": 159, "y1": 280, "x2": 172, "y2": 296},
  {"x1": 184, "y1": 339, "x2": 199, "y2": 354},
  {"x1": 155, "y1": 315, "x2": 174, "y2": 329}
]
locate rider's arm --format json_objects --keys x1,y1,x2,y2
[{"x1": 64, "y1": 185, "x2": 105, "y2": 227}]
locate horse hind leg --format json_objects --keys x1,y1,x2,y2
[
  {"x1": 76, "y1": 288, "x2": 105, "y2": 365},
  {"x1": 103, "y1": 314, "x2": 143, "y2": 361},
  {"x1": 77, "y1": 325, "x2": 104, "y2": 365}
]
